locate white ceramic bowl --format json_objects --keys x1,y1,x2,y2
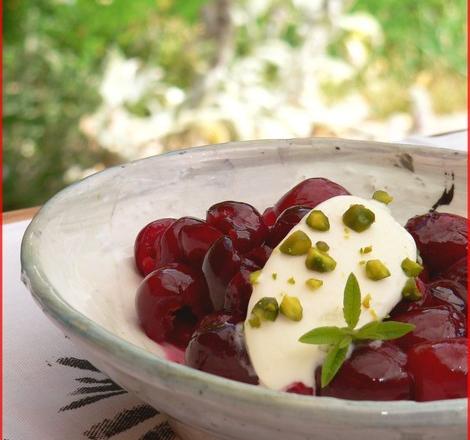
[{"x1": 21, "y1": 138, "x2": 467, "y2": 440}]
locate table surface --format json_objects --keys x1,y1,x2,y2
[{"x1": 4, "y1": 133, "x2": 467, "y2": 440}]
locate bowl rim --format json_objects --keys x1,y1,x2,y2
[{"x1": 21, "y1": 138, "x2": 467, "y2": 426}]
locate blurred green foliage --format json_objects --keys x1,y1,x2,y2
[
  {"x1": 3, "y1": 0, "x2": 467, "y2": 210},
  {"x1": 3, "y1": 0, "x2": 211, "y2": 209}
]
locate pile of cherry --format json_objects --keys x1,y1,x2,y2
[{"x1": 134, "y1": 178, "x2": 467, "y2": 402}]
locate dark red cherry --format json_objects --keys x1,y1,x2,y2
[
  {"x1": 273, "y1": 178, "x2": 350, "y2": 217},
  {"x1": 157, "y1": 217, "x2": 204, "y2": 267},
  {"x1": 185, "y1": 312, "x2": 259, "y2": 384},
  {"x1": 134, "y1": 218, "x2": 176, "y2": 276},
  {"x1": 266, "y1": 205, "x2": 311, "y2": 248},
  {"x1": 285, "y1": 382, "x2": 314, "y2": 396},
  {"x1": 224, "y1": 270, "x2": 253, "y2": 321},
  {"x1": 202, "y1": 236, "x2": 242, "y2": 311},
  {"x1": 391, "y1": 306, "x2": 466, "y2": 351},
  {"x1": 136, "y1": 263, "x2": 211, "y2": 349},
  {"x1": 243, "y1": 244, "x2": 272, "y2": 269},
  {"x1": 418, "y1": 266, "x2": 430, "y2": 283},
  {"x1": 390, "y1": 279, "x2": 465, "y2": 316},
  {"x1": 405, "y1": 212, "x2": 467, "y2": 274},
  {"x1": 262, "y1": 206, "x2": 277, "y2": 227},
  {"x1": 434, "y1": 257, "x2": 467, "y2": 301},
  {"x1": 206, "y1": 201, "x2": 268, "y2": 253},
  {"x1": 318, "y1": 342, "x2": 412, "y2": 401},
  {"x1": 426, "y1": 280, "x2": 466, "y2": 314},
  {"x1": 179, "y1": 222, "x2": 223, "y2": 268},
  {"x1": 407, "y1": 338, "x2": 467, "y2": 401}
]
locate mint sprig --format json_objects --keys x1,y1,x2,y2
[{"x1": 299, "y1": 272, "x2": 415, "y2": 388}]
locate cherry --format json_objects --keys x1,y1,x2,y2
[
  {"x1": 134, "y1": 218, "x2": 176, "y2": 276},
  {"x1": 391, "y1": 306, "x2": 466, "y2": 351},
  {"x1": 390, "y1": 279, "x2": 465, "y2": 316},
  {"x1": 407, "y1": 338, "x2": 467, "y2": 401},
  {"x1": 318, "y1": 342, "x2": 412, "y2": 401},
  {"x1": 157, "y1": 217, "x2": 204, "y2": 268},
  {"x1": 206, "y1": 201, "x2": 268, "y2": 253},
  {"x1": 262, "y1": 206, "x2": 277, "y2": 227},
  {"x1": 266, "y1": 205, "x2": 311, "y2": 248},
  {"x1": 202, "y1": 236, "x2": 242, "y2": 311},
  {"x1": 434, "y1": 257, "x2": 467, "y2": 301},
  {"x1": 224, "y1": 270, "x2": 253, "y2": 321},
  {"x1": 136, "y1": 263, "x2": 211, "y2": 349},
  {"x1": 405, "y1": 212, "x2": 467, "y2": 274},
  {"x1": 179, "y1": 222, "x2": 223, "y2": 268},
  {"x1": 426, "y1": 280, "x2": 466, "y2": 314},
  {"x1": 243, "y1": 244, "x2": 272, "y2": 268},
  {"x1": 273, "y1": 178, "x2": 350, "y2": 217},
  {"x1": 285, "y1": 382, "x2": 314, "y2": 396},
  {"x1": 185, "y1": 312, "x2": 259, "y2": 384}
]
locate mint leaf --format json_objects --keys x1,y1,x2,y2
[
  {"x1": 338, "y1": 335, "x2": 352, "y2": 348},
  {"x1": 321, "y1": 340, "x2": 350, "y2": 388},
  {"x1": 343, "y1": 272, "x2": 361, "y2": 329},
  {"x1": 354, "y1": 321, "x2": 415, "y2": 340},
  {"x1": 299, "y1": 326, "x2": 347, "y2": 345}
]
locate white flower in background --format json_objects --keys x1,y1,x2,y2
[
  {"x1": 338, "y1": 12, "x2": 384, "y2": 68},
  {"x1": 338, "y1": 12, "x2": 383, "y2": 44},
  {"x1": 99, "y1": 50, "x2": 162, "y2": 107}
]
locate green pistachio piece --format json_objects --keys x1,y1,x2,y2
[
  {"x1": 280, "y1": 295, "x2": 303, "y2": 321},
  {"x1": 365, "y1": 259, "x2": 391, "y2": 281},
  {"x1": 360, "y1": 245, "x2": 373, "y2": 254},
  {"x1": 287, "y1": 276, "x2": 296, "y2": 285},
  {"x1": 249, "y1": 270, "x2": 262, "y2": 285},
  {"x1": 249, "y1": 297, "x2": 279, "y2": 328},
  {"x1": 248, "y1": 315, "x2": 261, "y2": 328},
  {"x1": 272, "y1": 272, "x2": 278, "y2": 280},
  {"x1": 401, "y1": 278, "x2": 422, "y2": 301},
  {"x1": 305, "y1": 247, "x2": 337, "y2": 273},
  {"x1": 280, "y1": 230, "x2": 312, "y2": 255},
  {"x1": 342, "y1": 204, "x2": 375, "y2": 232},
  {"x1": 372, "y1": 190, "x2": 393, "y2": 205},
  {"x1": 401, "y1": 258, "x2": 424, "y2": 277},
  {"x1": 316, "y1": 240, "x2": 330, "y2": 252},
  {"x1": 306, "y1": 278, "x2": 323, "y2": 290},
  {"x1": 306, "y1": 210, "x2": 330, "y2": 231}
]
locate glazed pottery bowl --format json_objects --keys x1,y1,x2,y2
[{"x1": 21, "y1": 138, "x2": 467, "y2": 440}]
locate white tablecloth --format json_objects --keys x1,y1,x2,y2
[
  {"x1": 4, "y1": 221, "x2": 176, "y2": 439},
  {"x1": 4, "y1": 132, "x2": 467, "y2": 439}
]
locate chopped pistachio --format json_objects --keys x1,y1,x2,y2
[
  {"x1": 365, "y1": 259, "x2": 391, "y2": 281},
  {"x1": 249, "y1": 270, "x2": 262, "y2": 285},
  {"x1": 315, "y1": 240, "x2": 330, "y2": 252},
  {"x1": 249, "y1": 297, "x2": 279, "y2": 327},
  {"x1": 401, "y1": 258, "x2": 424, "y2": 277},
  {"x1": 342, "y1": 204, "x2": 375, "y2": 232},
  {"x1": 287, "y1": 276, "x2": 296, "y2": 285},
  {"x1": 306, "y1": 210, "x2": 330, "y2": 231},
  {"x1": 280, "y1": 295, "x2": 303, "y2": 321},
  {"x1": 360, "y1": 245, "x2": 373, "y2": 254},
  {"x1": 272, "y1": 272, "x2": 278, "y2": 280},
  {"x1": 280, "y1": 230, "x2": 312, "y2": 255},
  {"x1": 402, "y1": 278, "x2": 422, "y2": 301},
  {"x1": 372, "y1": 190, "x2": 393, "y2": 205},
  {"x1": 306, "y1": 278, "x2": 323, "y2": 290},
  {"x1": 305, "y1": 247, "x2": 337, "y2": 273},
  {"x1": 248, "y1": 315, "x2": 261, "y2": 328},
  {"x1": 359, "y1": 260, "x2": 366, "y2": 265},
  {"x1": 362, "y1": 293, "x2": 372, "y2": 309}
]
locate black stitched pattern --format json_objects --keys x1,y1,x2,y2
[{"x1": 55, "y1": 357, "x2": 172, "y2": 439}]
